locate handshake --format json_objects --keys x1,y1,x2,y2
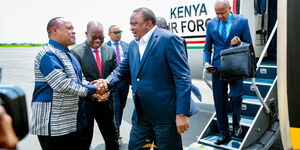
[{"x1": 91, "y1": 79, "x2": 110, "y2": 102}]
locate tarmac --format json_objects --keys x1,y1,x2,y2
[
  {"x1": 0, "y1": 47, "x2": 215, "y2": 150},
  {"x1": 0, "y1": 47, "x2": 283, "y2": 150}
]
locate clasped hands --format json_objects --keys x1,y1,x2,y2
[{"x1": 91, "y1": 79, "x2": 110, "y2": 102}]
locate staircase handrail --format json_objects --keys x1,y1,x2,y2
[
  {"x1": 202, "y1": 68, "x2": 212, "y2": 89},
  {"x1": 255, "y1": 20, "x2": 278, "y2": 71},
  {"x1": 202, "y1": 20, "x2": 277, "y2": 114},
  {"x1": 252, "y1": 20, "x2": 278, "y2": 114}
]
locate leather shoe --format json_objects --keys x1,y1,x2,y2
[
  {"x1": 233, "y1": 125, "x2": 242, "y2": 137},
  {"x1": 214, "y1": 135, "x2": 231, "y2": 145}
]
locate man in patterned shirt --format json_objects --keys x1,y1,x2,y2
[{"x1": 30, "y1": 17, "x2": 107, "y2": 150}]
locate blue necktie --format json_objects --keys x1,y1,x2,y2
[{"x1": 221, "y1": 21, "x2": 227, "y2": 41}]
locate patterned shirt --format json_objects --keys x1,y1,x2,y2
[{"x1": 30, "y1": 40, "x2": 96, "y2": 136}]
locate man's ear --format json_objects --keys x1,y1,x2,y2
[
  {"x1": 51, "y1": 27, "x2": 57, "y2": 35},
  {"x1": 145, "y1": 20, "x2": 153, "y2": 29},
  {"x1": 85, "y1": 32, "x2": 88, "y2": 38}
]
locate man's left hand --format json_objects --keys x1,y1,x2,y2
[
  {"x1": 176, "y1": 114, "x2": 189, "y2": 135},
  {"x1": 231, "y1": 36, "x2": 241, "y2": 46}
]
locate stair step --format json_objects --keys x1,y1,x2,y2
[
  {"x1": 243, "y1": 78, "x2": 274, "y2": 86},
  {"x1": 256, "y1": 67, "x2": 277, "y2": 79},
  {"x1": 213, "y1": 114, "x2": 254, "y2": 127},
  {"x1": 242, "y1": 95, "x2": 261, "y2": 105},
  {"x1": 259, "y1": 64, "x2": 277, "y2": 68},
  {"x1": 200, "y1": 134, "x2": 242, "y2": 150},
  {"x1": 243, "y1": 79, "x2": 273, "y2": 97},
  {"x1": 260, "y1": 60, "x2": 277, "y2": 67},
  {"x1": 241, "y1": 96, "x2": 261, "y2": 117},
  {"x1": 228, "y1": 114, "x2": 254, "y2": 127},
  {"x1": 186, "y1": 142, "x2": 224, "y2": 150}
]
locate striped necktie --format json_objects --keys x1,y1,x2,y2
[
  {"x1": 115, "y1": 42, "x2": 121, "y2": 64},
  {"x1": 221, "y1": 21, "x2": 227, "y2": 41}
]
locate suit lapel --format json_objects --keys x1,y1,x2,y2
[
  {"x1": 137, "y1": 28, "x2": 158, "y2": 76},
  {"x1": 227, "y1": 14, "x2": 237, "y2": 42},
  {"x1": 100, "y1": 46, "x2": 107, "y2": 77},
  {"x1": 107, "y1": 41, "x2": 112, "y2": 46},
  {"x1": 131, "y1": 42, "x2": 140, "y2": 79},
  {"x1": 213, "y1": 19, "x2": 223, "y2": 41},
  {"x1": 84, "y1": 42, "x2": 99, "y2": 77}
]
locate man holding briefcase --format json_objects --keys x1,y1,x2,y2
[{"x1": 203, "y1": 0, "x2": 252, "y2": 145}]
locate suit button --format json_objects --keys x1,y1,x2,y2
[{"x1": 137, "y1": 78, "x2": 140, "y2": 82}]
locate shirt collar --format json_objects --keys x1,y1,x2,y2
[
  {"x1": 111, "y1": 40, "x2": 120, "y2": 46},
  {"x1": 90, "y1": 46, "x2": 101, "y2": 53},
  {"x1": 49, "y1": 40, "x2": 69, "y2": 52},
  {"x1": 136, "y1": 25, "x2": 157, "y2": 44}
]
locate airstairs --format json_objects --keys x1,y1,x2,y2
[{"x1": 186, "y1": 22, "x2": 279, "y2": 150}]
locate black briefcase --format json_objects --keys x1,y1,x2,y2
[
  {"x1": 220, "y1": 44, "x2": 256, "y2": 81},
  {"x1": 0, "y1": 85, "x2": 29, "y2": 140}
]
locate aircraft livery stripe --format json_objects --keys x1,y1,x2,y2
[
  {"x1": 290, "y1": 127, "x2": 300, "y2": 149},
  {"x1": 186, "y1": 46, "x2": 205, "y2": 49},
  {"x1": 233, "y1": 0, "x2": 237, "y2": 14},
  {"x1": 186, "y1": 41, "x2": 205, "y2": 44}
]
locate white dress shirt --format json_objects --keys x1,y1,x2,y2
[
  {"x1": 137, "y1": 26, "x2": 157, "y2": 60},
  {"x1": 90, "y1": 47, "x2": 101, "y2": 59}
]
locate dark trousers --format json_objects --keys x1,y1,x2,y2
[
  {"x1": 79, "y1": 99, "x2": 119, "y2": 150},
  {"x1": 112, "y1": 81, "x2": 129, "y2": 133},
  {"x1": 212, "y1": 73, "x2": 243, "y2": 136},
  {"x1": 128, "y1": 119, "x2": 182, "y2": 150},
  {"x1": 38, "y1": 131, "x2": 80, "y2": 150}
]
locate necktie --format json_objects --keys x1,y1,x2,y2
[
  {"x1": 115, "y1": 42, "x2": 121, "y2": 64},
  {"x1": 221, "y1": 21, "x2": 227, "y2": 41},
  {"x1": 93, "y1": 49, "x2": 102, "y2": 77}
]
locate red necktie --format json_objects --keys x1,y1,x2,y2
[{"x1": 93, "y1": 49, "x2": 102, "y2": 77}]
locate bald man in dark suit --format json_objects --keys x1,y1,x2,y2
[{"x1": 71, "y1": 21, "x2": 119, "y2": 150}]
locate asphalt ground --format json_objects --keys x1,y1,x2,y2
[
  {"x1": 0, "y1": 47, "x2": 283, "y2": 150},
  {"x1": 0, "y1": 47, "x2": 215, "y2": 150}
]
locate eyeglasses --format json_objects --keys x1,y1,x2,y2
[
  {"x1": 91, "y1": 35, "x2": 105, "y2": 40},
  {"x1": 112, "y1": 31, "x2": 122, "y2": 35}
]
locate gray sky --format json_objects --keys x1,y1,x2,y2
[{"x1": 0, "y1": 0, "x2": 170, "y2": 44}]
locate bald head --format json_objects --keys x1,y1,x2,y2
[
  {"x1": 87, "y1": 21, "x2": 103, "y2": 32},
  {"x1": 86, "y1": 21, "x2": 104, "y2": 49},
  {"x1": 214, "y1": 0, "x2": 231, "y2": 9},
  {"x1": 214, "y1": 0, "x2": 231, "y2": 22}
]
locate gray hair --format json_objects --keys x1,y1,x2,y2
[
  {"x1": 156, "y1": 17, "x2": 168, "y2": 29},
  {"x1": 133, "y1": 7, "x2": 156, "y2": 25}
]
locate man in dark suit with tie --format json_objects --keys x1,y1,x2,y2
[
  {"x1": 104, "y1": 25, "x2": 130, "y2": 139},
  {"x1": 71, "y1": 21, "x2": 119, "y2": 150},
  {"x1": 103, "y1": 7, "x2": 192, "y2": 150},
  {"x1": 203, "y1": 0, "x2": 252, "y2": 145}
]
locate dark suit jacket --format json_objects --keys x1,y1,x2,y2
[
  {"x1": 107, "y1": 27, "x2": 192, "y2": 124},
  {"x1": 203, "y1": 13, "x2": 252, "y2": 71},
  {"x1": 71, "y1": 41, "x2": 118, "y2": 81}
]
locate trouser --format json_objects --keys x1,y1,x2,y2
[
  {"x1": 38, "y1": 131, "x2": 80, "y2": 150},
  {"x1": 79, "y1": 99, "x2": 119, "y2": 150},
  {"x1": 212, "y1": 73, "x2": 243, "y2": 136},
  {"x1": 113, "y1": 81, "x2": 129, "y2": 133},
  {"x1": 128, "y1": 119, "x2": 182, "y2": 150}
]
